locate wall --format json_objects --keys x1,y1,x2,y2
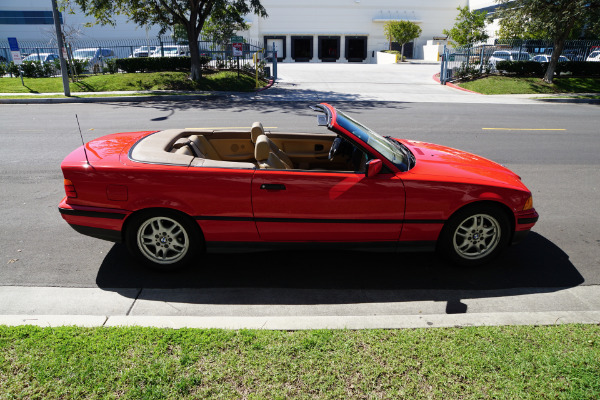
[{"x1": 244, "y1": 0, "x2": 464, "y2": 62}]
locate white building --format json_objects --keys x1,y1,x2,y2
[
  {"x1": 0, "y1": 0, "x2": 162, "y2": 42},
  {"x1": 1, "y1": 0, "x2": 499, "y2": 61},
  {"x1": 245, "y1": 0, "x2": 466, "y2": 63}
]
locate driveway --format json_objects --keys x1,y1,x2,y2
[{"x1": 262, "y1": 62, "x2": 540, "y2": 104}]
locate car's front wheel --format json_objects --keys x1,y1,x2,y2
[
  {"x1": 438, "y1": 205, "x2": 511, "y2": 267},
  {"x1": 125, "y1": 210, "x2": 201, "y2": 271}
]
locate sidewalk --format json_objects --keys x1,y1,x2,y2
[
  {"x1": 1, "y1": 63, "x2": 596, "y2": 105},
  {"x1": 2, "y1": 285, "x2": 599, "y2": 329}
]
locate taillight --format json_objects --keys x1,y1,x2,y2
[{"x1": 64, "y1": 179, "x2": 77, "y2": 198}]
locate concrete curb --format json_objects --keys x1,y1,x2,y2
[
  {"x1": 1, "y1": 311, "x2": 599, "y2": 330},
  {"x1": 255, "y1": 78, "x2": 275, "y2": 92},
  {"x1": 534, "y1": 97, "x2": 600, "y2": 104},
  {"x1": 432, "y1": 73, "x2": 481, "y2": 94},
  {"x1": 0, "y1": 93, "x2": 228, "y2": 104}
]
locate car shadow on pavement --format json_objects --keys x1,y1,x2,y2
[{"x1": 96, "y1": 232, "x2": 584, "y2": 306}]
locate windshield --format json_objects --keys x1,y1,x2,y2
[
  {"x1": 334, "y1": 110, "x2": 410, "y2": 171},
  {"x1": 73, "y1": 50, "x2": 96, "y2": 58},
  {"x1": 510, "y1": 52, "x2": 531, "y2": 60},
  {"x1": 24, "y1": 54, "x2": 46, "y2": 61}
]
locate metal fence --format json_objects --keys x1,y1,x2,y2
[
  {"x1": 440, "y1": 39, "x2": 600, "y2": 84},
  {"x1": 0, "y1": 35, "x2": 277, "y2": 78}
]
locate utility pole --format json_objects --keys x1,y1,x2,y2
[{"x1": 51, "y1": 0, "x2": 70, "y2": 96}]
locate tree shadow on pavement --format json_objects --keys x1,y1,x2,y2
[
  {"x1": 103, "y1": 92, "x2": 412, "y2": 115},
  {"x1": 96, "y1": 232, "x2": 584, "y2": 305}
]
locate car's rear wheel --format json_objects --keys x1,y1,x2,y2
[
  {"x1": 125, "y1": 210, "x2": 201, "y2": 271},
  {"x1": 438, "y1": 204, "x2": 511, "y2": 267}
]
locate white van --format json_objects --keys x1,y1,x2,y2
[{"x1": 72, "y1": 48, "x2": 116, "y2": 71}]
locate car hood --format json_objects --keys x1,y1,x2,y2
[{"x1": 400, "y1": 139, "x2": 526, "y2": 189}]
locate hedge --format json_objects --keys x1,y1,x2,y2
[
  {"x1": 496, "y1": 61, "x2": 600, "y2": 77},
  {"x1": 115, "y1": 56, "x2": 211, "y2": 73}
]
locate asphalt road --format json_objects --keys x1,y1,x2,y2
[{"x1": 0, "y1": 100, "x2": 598, "y2": 306}]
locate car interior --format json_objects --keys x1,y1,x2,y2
[{"x1": 129, "y1": 122, "x2": 368, "y2": 172}]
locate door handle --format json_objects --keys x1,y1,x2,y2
[{"x1": 260, "y1": 183, "x2": 286, "y2": 190}]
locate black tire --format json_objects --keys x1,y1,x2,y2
[
  {"x1": 438, "y1": 204, "x2": 511, "y2": 267},
  {"x1": 125, "y1": 209, "x2": 201, "y2": 271}
]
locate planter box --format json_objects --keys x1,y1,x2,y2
[{"x1": 375, "y1": 51, "x2": 398, "y2": 64}]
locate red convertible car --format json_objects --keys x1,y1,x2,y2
[{"x1": 59, "y1": 103, "x2": 538, "y2": 270}]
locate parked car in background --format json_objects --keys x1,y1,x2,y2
[
  {"x1": 132, "y1": 45, "x2": 158, "y2": 58},
  {"x1": 586, "y1": 51, "x2": 600, "y2": 62},
  {"x1": 562, "y1": 49, "x2": 585, "y2": 61},
  {"x1": 72, "y1": 47, "x2": 115, "y2": 71},
  {"x1": 532, "y1": 54, "x2": 569, "y2": 63},
  {"x1": 488, "y1": 50, "x2": 531, "y2": 68},
  {"x1": 150, "y1": 45, "x2": 190, "y2": 57},
  {"x1": 22, "y1": 53, "x2": 59, "y2": 63}
]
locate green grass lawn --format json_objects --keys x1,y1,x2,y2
[
  {"x1": 0, "y1": 71, "x2": 264, "y2": 94},
  {"x1": 1, "y1": 324, "x2": 599, "y2": 399},
  {"x1": 458, "y1": 76, "x2": 600, "y2": 95}
]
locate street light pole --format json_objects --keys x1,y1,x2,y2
[{"x1": 51, "y1": 0, "x2": 70, "y2": 96}]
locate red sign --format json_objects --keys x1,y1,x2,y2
[{"x1": 232, "y1": 43, "x2": 243, "y2": 57}]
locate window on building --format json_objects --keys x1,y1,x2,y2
[{"x1": 0, "y1": 10, "x2": 62, "y2": 25}]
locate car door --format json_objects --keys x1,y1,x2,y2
[{"x1": 251, "y1": 168, "x2": 405, "y2": 242}]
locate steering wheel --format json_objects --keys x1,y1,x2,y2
[{"x1": 329, "y1": 137, "x2": 343, "y2": 161}]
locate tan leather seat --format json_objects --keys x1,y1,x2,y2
[
  {"x1": 188, "y1": 135, "x2": 221, "y2": 160},
  {"x1": 172, "y1": 137, "x2": 200, "y2": 156},
  {"x1": 251, "y1": 122, "x2": 264, "y2": 144},
  {"x1": 174, "y1": 146, "x2": 194, "y2": 156},
  {"x1": 251, "y1": 121, "x2": 294, "y2": 168},
  {"x1": 255, "y1": 135, "x2": 292, "y2": 169}
]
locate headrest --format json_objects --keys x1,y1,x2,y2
[
  {"x1": 254, "y1": 135, "x2": 271, "y2": 161},
  {"x1": 251, "y1": 122, "x2": 264, "y2": 143}
]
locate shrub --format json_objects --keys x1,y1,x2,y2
[
  {"x1": 560, "y1": 61, "x2": 600, "y2": 76},
  {"x1": 383, "y1": 50, "x2": 406, "y2": 62},
  {"x1": 53, "y1": 58, "x2": 87, "y2": 76},
  {"x1": 13, "y1": 61, "x2": 57, "y2": 78},
  {"x1": 453, "y1": 62, "x2": 481, "y2": 80},
  {"x1": 0, "y1": 62, "x2": 6, "y2": 76},
  {"x1": 7, "y1": 61, "x2": 20, "y2": 76},
  {"x1": 103, "y1": 58, "x2": 118, "y2": 74},
  {"x1": 495, "y1": 61, "x2": 544, "y2": 76},
  {"x1": 495, "y1": 60, "x2": 600, "y2": 77},
  {"x1": 115, "y1": 56, "x2": 211, "y2": 73}
]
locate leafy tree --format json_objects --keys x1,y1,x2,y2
[
  {"x1": 172, "y1": 24, "x2": 188, "y2": 44},
  {"x1": 383, "y1": 20, "x2": 422, "y2": 62},
  {"x1": 443, "y1": 6, "x2": 489, "y2": 47},
  {"x1": 494, "y1": 0, "x2": 600, "y2": 83},
  {"x1": 496, "y1": 4, "x2": 600, "y2": 41},
  {"x1": 496, "y1": 16, "x2": 547, "y2": 40},
  {"x1": 202, "y1": 5, "x2": 250, "y2": 49},
  {"x1": 61, "y1": 0, "x2": 267, "y2": 81}
]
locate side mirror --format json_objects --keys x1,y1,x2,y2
[{"x1": 365, "y1": 159, "x2": 383, "y2": 178}]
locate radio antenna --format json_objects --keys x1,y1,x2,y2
[{"x1": 75, "y1": 114, "x2": 91, "y2": 166}]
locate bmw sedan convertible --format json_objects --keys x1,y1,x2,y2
[{"x1": 59, "y1": 103, "x2": 538, "y2": 270}]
